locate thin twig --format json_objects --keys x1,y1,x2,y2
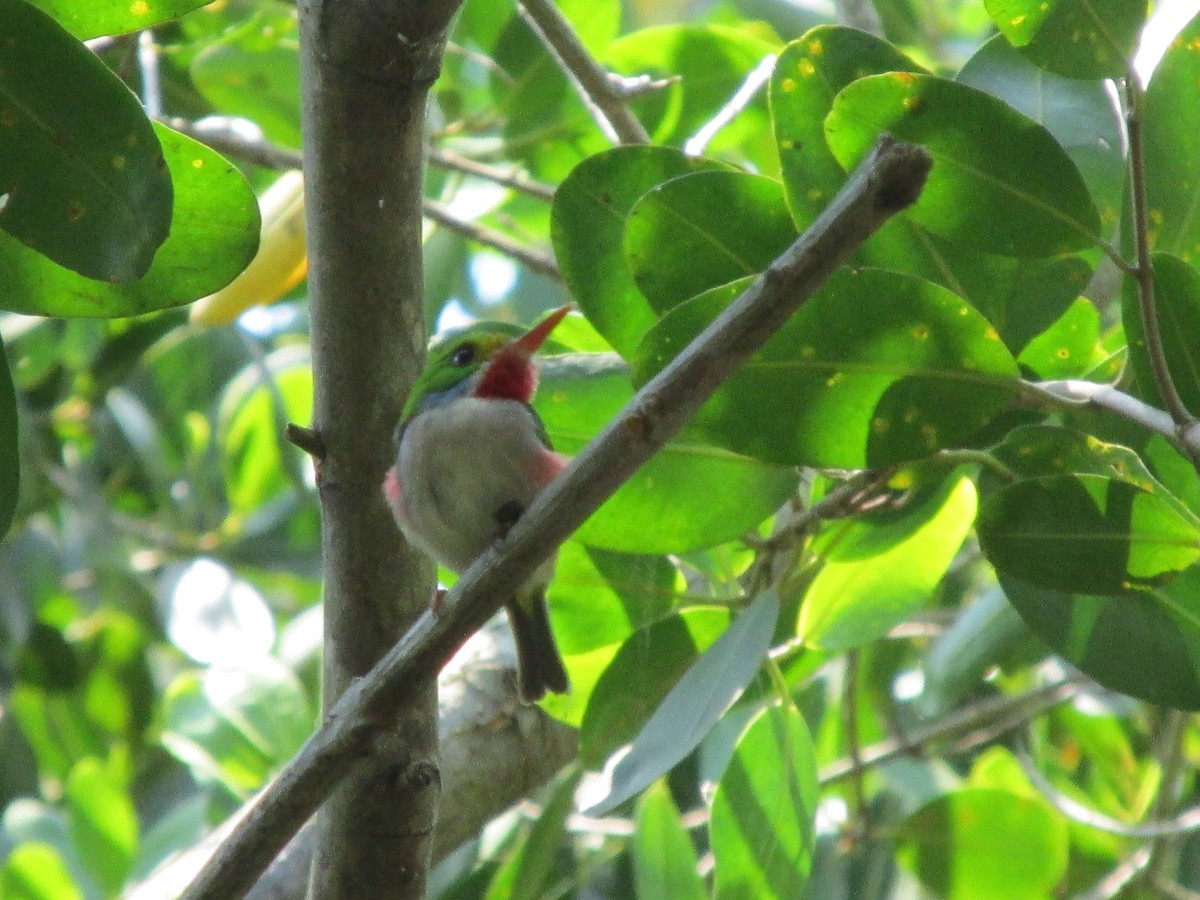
[
  {"x1": 684, "y1": 54, "x2": 777, "y2": 157},
  {"x1": 284, "y1": 423, "x2": 325, "y2": 461},
  {"x1": 180, "y1": 136, "x2": 932, "y2": 900},
  {"x1": 843, "y1": 651, "x2": 872, "y2": 836},
  {"x1": 1123, "y1": 73, "x2": 1200, "y2": 464},
  {"x1": 421, "y1": 198, "x2": 561, "y2": 280},
  {"x1": 820, "y1": 676, "x2": 1082, "y2": 785},
  {"x1": 160, "y1": 116, "x2": 304, "y2": 170},
  {"x1": 138, "y1": 31, "x2": 162, "y2": 119},
  {"x1": 1023, "y1": 379, "x2": 1181, "y2": 444},
  {"x1": 517, "y1": 0, "x2": 650, "y2": 144},
  {"x1": 426, "y1": 146, "x2": 556, "y2": 200},
  {"x1": 1072, "y1": 847, "x2": 1153, "y2": 900},
  {"x1": 1145, "y1": 710, "x2": 1190, "y2": 885}
]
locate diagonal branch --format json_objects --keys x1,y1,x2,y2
[{"x1": 180, "y1": 135, "x2": 931, "y2": 900}]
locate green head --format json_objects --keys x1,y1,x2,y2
[{"x1": 399, "y1": 305, "x2": 571, "y2": 424}]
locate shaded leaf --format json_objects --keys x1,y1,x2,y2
[
  {"x1": 825, "y1": 73, "x2": 1100, "y2": 256},
  {"x1": 711, "y1": 703, "x2": 818, "y2": 900},
  {"x1": 633, "y1": 268, "x2": 1020, "y2": 468},
  {"x1": 191, "y1": 39, "x2": 303, "y2": 149},
  {"x1": 551, "y1": 146, "x2": 728, "y2": 358},
  {"x1": 1123, "y1": 253, "x2": 1200, "y2": 414},
  {"x1": 624, "y1": 171, "x2": 795, "y2": 313},
  {"x1": 0, "y1": 0, "x2": 171, "y2": 281},
  {"x1": 978, "y1": 474, "x2": 1200, "y2": 595},
  {"x1": 633, "y1": 783, "x2": 707, "y2": 900},
  {"x1": 984, "y1": 0, "x2": 1145, "y2": 79},
  {"x1": 585, "y1": 590, "x2": 778, "y2": 815},
  {"x1": 1017, "y1": 297, "x2": 1100, "y2": 379},
  {"x1": 0, "y1": 335, "x2": 16, "y2": 539},
  {"x1": 0, "y1": 124, "x2": 259, "y2": 317}
]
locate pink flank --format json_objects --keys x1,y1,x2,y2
[
  {"x1": 532, "y1": 449, "x2": 570, "y2": 487},
  {"x1": 382, "y1": 466, "x2": 408, "y2": 524}
]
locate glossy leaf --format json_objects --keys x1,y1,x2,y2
[
  {"x1": 1017, "y1": 297, "x2": 1100, "y2": 379},
  {"x1": 958, "y1": 35, "x2": 1124, "y2": 230},
  {"x1": 1123, "y1": 253, "x2": 1200, "y2": 413},
  {"x1": 580, "y1": 608, "x2": 731, "y2": 768},
  {"x1": 633, "y1": 783, "x2": 706, "y2": 900},
  {"x1": 899, "y1": 789, "x2": 1067, "y2": 899},
  {"x1": 0, "y1": 335, "x2": 16, "y2": 539},
  {"x1": 551, "y1": 146, "x2": 728, "y2": 358},
  {"x1": 536, "y1": 353, "x2": 799, "y2": 552},
  {"x1": 1143, "y1": 16, "x2": 1200, "y2": 263},
  {"x1": 0, "y1": 0, "x2": 171, "y2": 281},
  {"x1": 624, "y1": 171, "x2": 796, "y2": 313},
  {"x1": 27, "y1": 0, "x2": 211, "y2": 38},
  {"x1": 64, "y1": 759, "x2": 137, "y2": 895},
  {"x1": 825, "y1": 73, "x2": 1100, "y2": 256},
  {"x1": 987, "y1": 424, "x2": 1161, "y2": 490},
  {"x1": 633, "y1": 268, "x2": 1020, "y2": 468},
  {"x1": 584, "y1": 590, "x2": 778, "y2": 815},
  {"x1": 1002, "y1": 570, "x2": 1200, "y2": 709},
  {"x1": 711, "y1": 703, "x2": 818, "y2": 900},
  {"x1": 800, "y1": 475, "x2": 977, "y2": 650},
  {"x1": 984, "y1": 0, "x2": 1145, "y2": 79},
  {"x1": 0, "y1": 124, "x2": 259, "y2": 317},
  {"x1": 978, "y1": 474, "x2": 1200, "y2": 595}
]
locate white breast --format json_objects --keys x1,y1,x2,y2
[{"x1": 396, "y1": 397, "x2": 550, "y2": 573}]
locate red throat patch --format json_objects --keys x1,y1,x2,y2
[{"x1": 475, "y1": 352, "x2": 537, "y2": 402}]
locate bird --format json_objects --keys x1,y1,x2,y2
[{"x1": 382, "y1": 305, "x2": 573, "y2": 702}]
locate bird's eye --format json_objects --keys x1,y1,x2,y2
[{"x1": 450, "y1": 344, "x2": 475, "y2": 367}]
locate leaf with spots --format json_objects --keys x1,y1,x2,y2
[
  {"x1": 632, "y1": 268, "x2": 1020, "y2": 468},
  {"x1": 983, "y1": 0, "x2": 1145, "y2": 80},
  {"x1": 551, "y1": 146, "x2": 729, "y2": 359},
  {"x1": 1123, "y1": 253, "x2": 1200, "y2": 414},
  {"x1": 0, "y1": 0, "x2": 172, "y2": 281},
  {"x1": 27, "y1": 0, "x2": 212, "y2": 39},
  {"x1": 825, "y1": 73, "x2": 1100, "y2": 257},
  {"x1": 0, "y1": 124, "x2": 259, "y2": 317},
  {"x1": 623, "y1": 171, "x2": 796, "y2": 314},
  {"x1": 1143, "y1": 16, "x2": 1200, "y2": 265},
  {"x1": 1017, "y1": 297, "x2": 1101, "y2": 379}
]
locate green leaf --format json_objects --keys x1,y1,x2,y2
[
  {"x1": 191, "y1": 38, "x2": 302, "y2": 149},
  {"x1": 958, "y1": 34, "x2": 1125, "y2": 231},
  {"x1": 536, "y1": 353, "x2": 799, "y2": 552},
  {"x1": 633, "y1": 783, "x2": 707, "y2": 900},
  {"x1": 1017, "y1": 297, "x2": 1100, "y2": 379},
  {"x1": 64, "y1": 758, "x2": 137, "y2": 895},
  {"x1": 1124, "y1": 253, "x2": 1200, "y2": 413},
  {"x1": 0, "y1": 0, "x2": 172, "y2": 281},
  {"x1": 899, "y1": 788, "x2": 1067, "y2": 899},
  {"x1": 551, "y1": 146, "x2": 728, "y2": 358},
  {"x1": 0, "y1": 842, "x2": 83, "y2": 900},
  {"x1": 978, "y1": 474, "x2": 1200, "y2": 595},
  {"x1": 485, "y1": 770, "x2": 579, "y2": 900},
  {"x1": 605, "y1": 24, "x2": 779, "y2": 164},
  {"x1": 624, "y1": 171, "x2": 796, "y2": 313},
  {"x1": 711, "y1": 704, "x2": 818, "y2": 900},
  {"x1": 772, "y1": 26, "x2": 926, "y2": 228},
  {"x1": 0, "y1": 124, "x2": 260, "y2": 317},
  {"x1": 984, "y1": 0, "x2": 1145, "y2": 79},
  {"x1": 800, "y1": 474, "x2": 977, "y2": 650},
  {"x1": 585, "y1": 590, "x2": 778, "y2": 815},
  {"x1": 579, "y1": 608, "x2": 731, "y2": 768},
  {"x1": 26, "y1": 0, "x2": 211, "y2": 39},
  {"x1": 1143, "y1": 15, "x2": 1200, "y2": 263},
  {"x1": 633, "y1": 268, "x2": 1020, "y2": 468},
  {"x1": 218, "y1": 345, "x2": 313, "y2": 516},
  {"x1": 825, "y1": 73, "x2": 1100, "y2": 256},
  {"x1": 988, "y1": 424, "x2": 1161, "y2": 490},
  {"x1": 1001, "y1": 570, "x2": 1200, "y2": 709},
  {"x1": 0, "y1": 335, "x2": 16, "y2": 539}
]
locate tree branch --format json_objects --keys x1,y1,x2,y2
[
  {"x1": 180, "y1": 135, "x2": 931, "y2": 900},
  {"x1": 421, "y1": 198, "x2": 561, "y2": 279},
  {"x1": 517, "y1": 0, "x2": 650, "y2": 144}
]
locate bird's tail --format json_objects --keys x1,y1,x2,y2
[{"x1": 506, "y1": 591, "x2": 570, "y2": 703}]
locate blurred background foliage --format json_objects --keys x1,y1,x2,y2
[{"x1": 4, "y1": 0, "x2": 1200, "y2": 897}]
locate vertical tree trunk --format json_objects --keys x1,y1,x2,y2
[{"x1": 298, "y1": 2, "x2": 462, "y2": 895}]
